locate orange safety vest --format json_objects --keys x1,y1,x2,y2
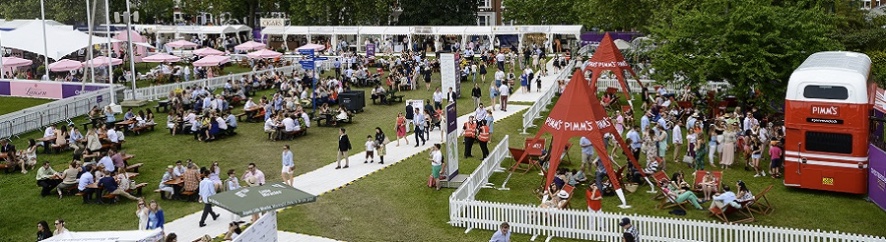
[
  {"x1": 477, "y1": 126, "x2": 490, "y2": 142},
  {"x1": 464, "y1": 122, "x2": 476, "y2": 138}
]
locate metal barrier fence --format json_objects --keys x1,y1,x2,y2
[
  {"x1": 0, "y1": 87, "x2": 121, "y2": 139},
  {"x1": 447, "y1": 135, "x2": 885, "y2": 242}
]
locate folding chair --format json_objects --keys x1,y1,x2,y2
[
  {"x1": 748, "y1": 185, "x2": 774, "y2": 215},
  {"x1": 656, "y1": 189, "x2": 689, "y2": 210},
  {"x1": 561, "y1": 184, "x2": 576, "y2": 208},
  {"x1": 508, "y1": 148, "x2": 542, "y2": 174},
  {"x1": 693, "y1": 171, "x2": 722, "y2": 193},
  {"x1": 709, "y1": 200, "x2": 755, "y2": 223}
]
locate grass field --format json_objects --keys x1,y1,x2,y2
[
  {"x1": 1, "y1": 62, "x2": 884, "y2": 242},
  {"x1": 131, "y1": 62, "x2": 253, "y2": 88},
  {"x1": 0, "y1": 96, "x2": 53, "y2": 114}
]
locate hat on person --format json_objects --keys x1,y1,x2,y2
[
  {"x1": 692, "y1": 112, "x2": 700, "y2": 118},
  {"x1": 167, "y1": 165, "x2": 174, "y2": 169},
  {"x1": 557, "y1": 190, "x2": 569, "y2": 199},
  {"x1": 618, "y1": 217, "x2": 631, "y2": 226}
]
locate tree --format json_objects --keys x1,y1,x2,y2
[
  {"x1": 135, "y1": 0, "x2": 176, "y2": 24},
  {"x1": 576, "y1": 0, "x2": 657, "y2": 32},
  {"x1": 648, "y1": 0, "x2": 842, "y2": 109},
  {"x1": 396, "y1": 0, "x2": 478, "y2": 25},
  {"x1": 289, "y1": 0, "x2": 391, "y2": 25},
  {"x1": 502, "y1": 0, "x2": 579, "y2": 25}
]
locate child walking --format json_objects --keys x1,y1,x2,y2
[{"x1": 364, "y1": 135, "x2": 376, "y2": 163}]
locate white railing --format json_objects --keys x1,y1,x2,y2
[
  {"x1": 449, "y1": 199, "x2": 884, "y2": 242},
  {"x1": 448, "y1": 136, "x2": 885, "y2": 242},
  {"x1": 521, "y1": 60, "x2": 577, "y2": 133},
  {"x1": 450, "y1": 135, "x2": 510, "y2": 202},
  {"x1": 0, "y1": 86, "x2": 122, "y2": 139}
]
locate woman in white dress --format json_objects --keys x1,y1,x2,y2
[
  {"x1": 136, "y1": 198, "x2": 149, "y2": 230},
  {"x1": 22, "y1": 139, "x2": 38, "y2": 173}
]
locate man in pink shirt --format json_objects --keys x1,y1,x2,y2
[
  {"x1": 242, "y1": 163, "x2": 265, "y2": 187},
  {"x1": 768, "y1": 141, "x2": 783, "y2": 178}
]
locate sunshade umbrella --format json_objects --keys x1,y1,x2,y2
[
  {"x1": 234, "y1": 41, "x2": 266, "y2": 51},
  {"x1": 192, "y1": 55, "x2": 231, "y2": 67},
  {"x1": 82, "y1": 56, "x2": 123, "y2": 67},
  {"x1": 1, "y1": 56, "x2": 33, "y2": 68},
  {"x1": 193, "y1": 47, "x2": 225, "y2": 56},
  {"x1": 208, "y1": 182, "x2": 317, "y2": 217},
  {"x1": 296, "y1": 43, "x2": 326, "y2": 51},
  {"x1": 613, "y1": 39, "x2": 632, "y2": 50},
  {"x1": 165, "y1": 39, "x2": 198, "y2": 49},
  {"x1": 141, "y1": 53, "x2": 182, "y2": 63},
  {"x1": 48, "y1": 59, "x2": 83, "y2": 72},
  {"x1": 247, "y1": 49, "x2": 283, "y2": 59}
]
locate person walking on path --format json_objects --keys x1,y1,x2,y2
[
  {"x1": 375, "y1": 127, "x2": 387, "y2": 164},
  {"x1": 336, "y1": 128, "x2": 352, "y2": 169},
  {"x1": 281, "y1": 145, "x2": 294, "y2": 186},
  {"x1": 489, "y1": 82, "x2": 498, "y2": 111},
  {"x1": 413, "y1": 108, "x2": 426, "y2": 147},
  {"x1": 472, "y1": 83, "x2": 482, "y2": 108},
  {"x1": 396, "y1": 113, "x2": 408, "y2": 147},
  {"x1": 198, "y1": 169, "x2": 220, "y2": 227},
  {"x1": 405, "y1": 102, "x2": 414, "y2": 132},
  {"x1": 498, "y1": 83, "x2": 510, "y2": 112}
]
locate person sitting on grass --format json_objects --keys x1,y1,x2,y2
[
  {"x1": 568, "y1": 169, "x2": 587, "y2": 186},
  {"x1": 224, "y1": 221, "x2": 244, "y2": 241}
]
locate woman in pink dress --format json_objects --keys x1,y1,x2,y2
[
  {"x1": 615, "y1": 111, "x2": 625, "y2": 135},
  {"x1": 395, "y1": 113, "x2": 408, "y2": 147}
]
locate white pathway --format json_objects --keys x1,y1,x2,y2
[
  {"x1": 508, "y1": 59, "x2": 562, "y2": 103},
  {"x1": 164, "y1": 59, "x2": 561, "y2": 242}
]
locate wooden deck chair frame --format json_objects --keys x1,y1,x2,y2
[
  {"x1": 561, "y1": 184, "x2": 576, "y2": 208},
  {"x1": 709, "y1": 200, "x2": 755, "y2": 223},
  {"x1": 748, "y1": 185, "x2": 774, "y2": 215},
  {"x1": 693, "y1": 171, "x2": 722, "y2": 193},
  {"x1": 508, "y1": 148, "x2": 542, "y2": 174},
  {"x1": 656, "y1": 189, "x2": 689, "y2": 210},
  {"x1": 651, "y1": 171, "x2": 670, "y2": 200}
]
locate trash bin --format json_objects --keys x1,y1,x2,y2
[{"x1": 339, "y1": 90, "x2": 365, "y2": 113}]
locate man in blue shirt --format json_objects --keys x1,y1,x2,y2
[
  {"x1": 579, "y1": 136, "x2": 596, "y2": 175},
  {"x1": 333, "y1": 58, "x2": 342, "y2": 78},
  {"x1": 489, "y1": 222, "x2": 511, "y2": 242},
  {"x1": 640, "y1": 112, "x2": 651, "y2": 133},
  {"x1": 199, "y1": 169, "x2": 220, "y2": 227},
  {"x1": 626, "y1": 125, "x2": 643, "y2": 162}
]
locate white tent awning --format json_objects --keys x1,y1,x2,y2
[
  {"x1": 435, "y1": 26, "x2": 466, "y2": 35},
  {"x1": 0, "y1": 20, "x2": 122, "y2": 60}
]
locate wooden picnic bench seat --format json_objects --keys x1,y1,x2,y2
[
  {"x1": 235, "y1": 113, "x2": 247, "y2": 122},
  {"x1": 389, "y1": 92, "x2": 405, "y2": 103},
  {"x1": 51, "y1": 142, "x2": 70, "y2": 154},
  {"x1": 180, "y1": 190, "x2": 197, "y2": 202},
  {"x1": 100, "y1": 182, "x2": 148, "y2": 203},
  {"x1": 126, "y1": 163, "x2": 144, "y2": 173},
  {"x1": 281, "y1": 128, "x2": 308, "y2": 140},
  {"x1": 130, "y1": 124, "x2": 157, "y2": 135}
]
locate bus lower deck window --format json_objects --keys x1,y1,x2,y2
[
  {"x1": 803, "y1": 85, "x2": 849, "y2": 100},
  {"x1": 805, "y1": 131, "x2": 852, "y2": 154}
]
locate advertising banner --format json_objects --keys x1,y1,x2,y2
[
  {"x1": 61, "y1": 84, "x2": 105, "y2": 97},
  {"x1": 9, "y1": 81, "x2": 63, "y2": 99},
  {"x1": 233, "y1": 211, "x2": 278, "y2": 242},
  {"x1": 440, "y1": 53, "x2": 460, "y2": 98},
  {"x1": 869, "y1": 144, "x2": 886, "y2": 212},
  {"x1": 445, "y1": 102, "x2": 459, "y2": 181},
  {"x1": 366, "y1": 43, "x2": 376, "y2": 58}
]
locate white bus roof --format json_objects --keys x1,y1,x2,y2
[{"x1": 786, "y1": 51, "x2": 872, "y2": 103}]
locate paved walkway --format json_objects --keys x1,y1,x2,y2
[
  {"x1": 164, "y1": 59, "x2": 561, "y2": 242},
  {"x1": 507, "y1": 59, "x2": 562, "y2": 103}
]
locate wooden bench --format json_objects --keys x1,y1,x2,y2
[
  {"x1": 155, "y1": 100, "x2": 170, "y2": 113},
  {"x1": 126, "y1": 163, "x2": 144, "y2": 173},
  {"x1": 235, "y1": 113, "x2": 247, "y2": 122},
  {"x1": 51, "y1": 142, "x2": 70, "y2": 154},
  {"x1": 281, "y1": 128, "x2": 307, "y2": 140},
  {"x1": 180, "y1": 190, "x2": 197, "y2": 202},
  {"x1": 131, "y1": 124, "x2": 157, "y2": 135},
  {"x1": 389, "y1": 92, "x2": 405, "y2": 103}
]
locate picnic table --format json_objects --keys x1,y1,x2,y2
[
  {"x1": 115, "y1": 120, "x2": 135, "y2": 133},
  {"x1": 36, "y1": 136, "x2": 55, "y2": 154}
]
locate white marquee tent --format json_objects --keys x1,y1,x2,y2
[{"x1": 0, "y1": 20, "x2": 122, "y2": 60}]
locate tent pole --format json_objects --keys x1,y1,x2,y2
[
  {"x1": 40, "y1": 0, "x2": 50, "y2": 80},
  {"x1": 87, "y1": 0, "x2": 97, "y2": 84},
  {"x1": 104, "y1": 0, "x2": 116, "y2": 104},
  {"x1": 0, "y1": 30, "x2": 5, "y2": 79},
  {"x1": 125, "y1": 0, "x2": 138, "y2": 100}
]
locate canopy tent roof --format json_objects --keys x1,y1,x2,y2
[
  {"x1": 0, "y1": 19, "x2": 67, "y2": 30},
  {"x1": 260, "y1": 25, "x2": 581, "y2": 37},
  {"x1": 0, "y1": 20, "x2": 122, "y2": 60},
  {"x1": 247, "y1": 49, "x2": 283, "y2": 59},
  {"x1": 42, "y1": 228, "x2": 164, "y2": 242},
  {"x1": 48, "y1": 59, "x2": 83, "y2": 72},
  {"x1": 584, "y1": 32, "x2": 646, "y2": 100},
  {"x1": 209, "y1": 182, "x2": 317, "y2": 217},
  {"x1": 142, "y1": 53, "x2": 181, "y2": 63},
  {"x1": 154, "y1": 25, "x2": 252, "y2": 35},
  {"x1": 534, "y1": 69, "x2": 644, "y2": 208},
  {"x1": 192, "y1": 55, "x2": 230, "y2": 67}
]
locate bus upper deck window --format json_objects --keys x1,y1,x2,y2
[{"x1": 803, "y1": 85, "x2": 849, "y2": 100}]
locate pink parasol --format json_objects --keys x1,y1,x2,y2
[
  {"x1": 296, "y1": 43, "x2": 326, "y2": 51},
  {"x1": 165, "y1": 40, "x2": 199, "y2": 49},
  {"x1": 142, "y1": 53, "x2": 182, "y2": 63},
  {"x1": 192, "y1": 55, "x2": 231, "y2": 67},
  {"x1": 48, "y1": 59, "x2": 84, "y2": 72},
  {"x1": 246, "y1": 49, "x2": 283, "y2": 59},
  {"x1": 234, "y1": 41, "x2": 266, "y2": 51},
  {"x1": 82, "y1": 56, "x2": 124, "y2": 67},
  {"x1": 1, "y1": 56, "x2": 33, "y2": 68},
  {"x1": 193, "y1": 47, "x2": 225, "y2": 56}
]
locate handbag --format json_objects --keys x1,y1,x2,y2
[{"x1": 682, "y1": 155, "x2": 694, "y2": 164}]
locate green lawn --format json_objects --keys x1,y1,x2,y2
[
  {"x1": 2, "y1": 61, "x2": 883, "y2": 242},
  {"x1": 130, "y1": 62, "x2": 253, "y2": 88},
  {"x1": 0, "y1": 96, "x2": 53, "y2": 114}
]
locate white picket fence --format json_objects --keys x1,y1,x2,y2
[
  {"x1": 521, "y1": 61, "x2": 577, "y2": 133},
  {"x1": 448, "y1": 136, "x2": 886, "y2": 242},
  {"x1": 0, "y1": 86, "x2": 122, "y2": 139}
]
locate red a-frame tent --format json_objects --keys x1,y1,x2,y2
[
  {"x1": 584, "y1": 32, "x2": 646, "y2": 103},
  {"x1": 534, "y1": 68, "x2": 646, "y2": 208}
]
